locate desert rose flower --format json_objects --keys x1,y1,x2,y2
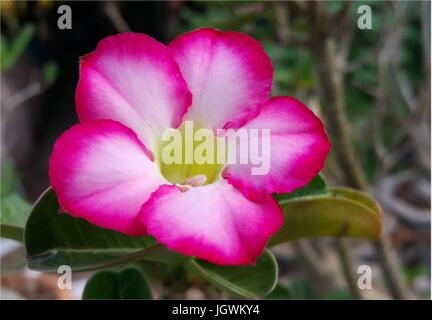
[{"x1": 49, "y1": 29, "x2": 331, "y2": 265}]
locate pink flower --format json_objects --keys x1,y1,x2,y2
[{"x1": 49, "y1": 29, "x2": 330, "y2": 265}]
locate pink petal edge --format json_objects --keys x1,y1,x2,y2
[
  {"x1": 76, "y1": 32, "x2": 192, "y2": 153},
  {"x1": 49, "y1": 119, "x2": 166, "y2": 235},
  {"x1": 169, "y1": 28, "x2": 273, "y2": 130},
  {"x1": 139, "y1": 180, "x2": 283, "y2": 265},
  {"x1": 223, "y1": 96, "x2": 331, "y2": 201}
]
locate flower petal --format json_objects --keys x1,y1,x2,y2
[
  {"x1": 49, "y1": 120, "x2": 166, "y2": 235},
  {"x1": 168, "y1": 28, "x2": 273, "y2": 130},
  {"x1": 223, "y1": 96, "x2": 331, "y2": 200},
  {"x1": 139, "y1": 180, "x2": 282, "y2": 265},
  {"x1": 76, "y1": 33, "x2": 192, "y2": 152}
]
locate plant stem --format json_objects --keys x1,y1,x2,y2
[
  {"x1": 334, "y1": 238, "x2": 361, "y2": 299},
  {"x1": 307, "y1": 5, "x2": 409, "y2": 299}
]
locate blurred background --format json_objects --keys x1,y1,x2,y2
[{"x1": 1, "y1": 1, "x2": 430, "y2": 299}]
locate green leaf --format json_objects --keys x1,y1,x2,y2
[
  {"x1": 264, "y1": 284, "x2": 294, "y2": 299},
  {"x1": 329, "y1": 187, "x2": 381, "y2": 218},
  {"x1": 1, "y1": 193, "x2": 31, "y2": 241},
  {"x1": 24, "y1": 188, "x2": 186, "y2": 272},
  {"x1": 285, "y1": 279, "x2": 315, "y2": 299},
  {"x1": 269, "y1": 187, "x2": 382, "y2": 246},
  {"x1": 82, "y1": 267, "x2": 152, "y2": 299},
  {"x1": 275, "y1": 174, "x2": 328, "y2": 201},
  {"x1": 266, "y1": 281, "x2": 319, "y2": 299},
  {"x1": 187, "y1": 249, "x2": 278, "y2": 298}
]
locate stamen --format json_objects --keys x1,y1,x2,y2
[
  {"x1": 157, "y1": 122, "x2": 226, "y2": 185},
  {"x1": 183, "y1": 174, "x2": 207, "y2": 187},
  {"x1": 177, "y1": 174, "x2": 207, "y2": 192},
  {"x1": 177, "y1": 184, "x2": 192, "y2": 192}
]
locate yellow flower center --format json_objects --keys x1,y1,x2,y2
[{"x1": 156, "y1": 122, "x2": 227, "y2": 186}]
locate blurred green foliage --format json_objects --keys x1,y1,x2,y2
[
  {"x1": 0, "y1": 23, "x2": 34, "y2": 72},
  {"x1": 1, "y1": 161, "x2": 21, "y2": 198},
  {"x1": 174, "y1": 1, "x2": 426, "y2": 183}
]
